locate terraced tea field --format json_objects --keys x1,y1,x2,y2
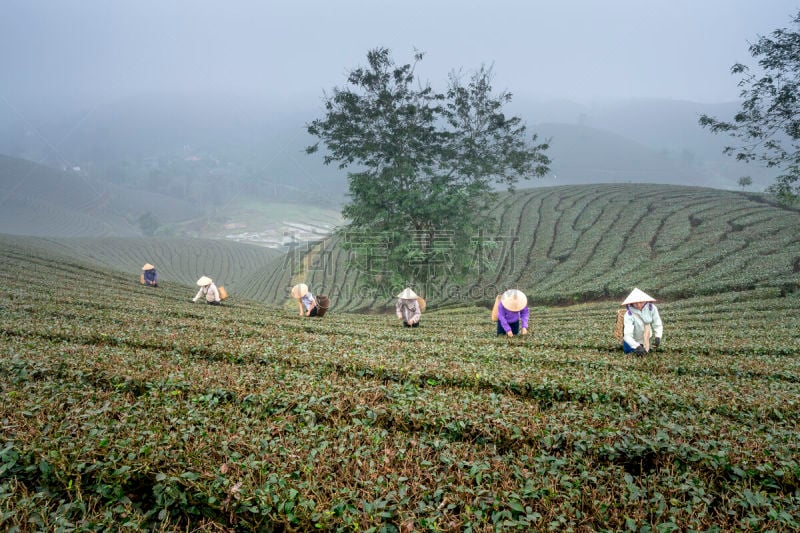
[
  {"x1": 251, "y1": 184, "x2": 800, "y2": 311},
  {"x1": 17, "y1": 235, "x2": 281, "y2": 294},
  {"x1": 1, "y1": 234, "x2": 798, "y2": 531}
]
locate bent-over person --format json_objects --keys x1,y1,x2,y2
[
  {"x1": 496, "y1": 289, "x2": 529, "y2": 337},
  {"x1": 141, "y1": 263, "x2": 158, "y2": 287},
  {"x1": 621, "y1": 288, "x2": 663, "y2": 355},
  {"x1": 291, "y1": 283, "x2": 318, "y2": 317},
  {"x1": 193, "y1": 276, "x2": 221, "y2": 305},
  {"x1": 396, "y1": 287, "x2": 422, "y2": 327}
]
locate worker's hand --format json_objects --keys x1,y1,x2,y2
[
  {"x1": 396, "y1": 313, "x2": 402, "y2": 320},
  {"x1": 521, "y1": 328, "x2": 528, "y2": 335},
  {"x1": 653, "y1": 337, "x2": 661, "y2": 348},
  {"x1": 634, "y1": 344, "x2": 647, "y2": 355},
  {"x1": 506, "y1": 331, "x2": 514, "y2": 337}
]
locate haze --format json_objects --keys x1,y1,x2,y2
[
  {"x1": 1, "y1": 0, "x2": 799, "y2": 213},
  {"x1": 2, "y1": 0, "x2": 798, "y2": 113}
]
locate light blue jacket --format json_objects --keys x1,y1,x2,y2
[
  {"x1": 622, "y1": 304, "x2": 663, "y2": 349},
  {"x1": 301, "y1": 292, "x2": 316, "y2": 311}
]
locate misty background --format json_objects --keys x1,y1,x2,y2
[{"x1": 1, "y1": 0, "x2": 798, "y2": 242}]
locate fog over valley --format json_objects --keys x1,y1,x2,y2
[{"x1": 1, "y1": 0, "x2": 798, "y2": 242}]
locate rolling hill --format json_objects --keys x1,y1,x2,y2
[
  {"x1": 1, "y1": 217, "x2": 799, "y2": 531},
  {"x1": 0, "y1": 153, "x2": 342, "y2": 246},
  {"x1": 2, "y1": 95, "x2": 777, "y2": 207},
  {"x1": 245, "y1": 183, "x2": 800, "y2": 311},
  {"x1": 522, "y1": 98, "x2": 777, "y2": 189},
  {"x1": 2, "y1": 234, "x2": 281, "y2": 294},
  {"x1": 3, "y1": 182, "x2": 798, "y2": 311},
  {"x1": 0, "y1": 154, "x2": 201, "y2": 237},
  {"x1": 534, "y1": 123, "x2": 696, "y2": 184}
]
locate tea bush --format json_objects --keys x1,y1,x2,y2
[
  {"x1": 1, "y1": 235, "x2": 799, "y2": 531},
  {"x1": 252, "y1": 184, "x2": 800, "y2": 311}
]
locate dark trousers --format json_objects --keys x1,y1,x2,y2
[
  {"x1": 208, "y1": 301, "x2": 221, "y2": 306},
  {"x1": 308, "y1": 307, "x2": 319, "y2": 317},
  {"x1": 623, "y1": 341, "x2": 637, "y2": 353},
  {"x1": 403, "y1": 321, "x2": 419, "y2": 328},
  {"x1": 497, "y1": 320, "x2": 520, "y2": 336}
]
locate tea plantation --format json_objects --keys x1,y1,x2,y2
[
  {"x1": 1, "y1": 233, "x2": 799, "y2": 531},
  {"x1": 250, "y1": 184, "x2": 800, "y2": 311},
  {"x1": 37, "y1": 236, "x2": 281, "y2": 293}
]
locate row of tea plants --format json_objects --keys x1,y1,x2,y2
[
  {"x1": 1, "y1": 235, "x2": 799, "y2": 531},
  {"x1": 255, "y1": 184, "x2": 800, "y2": 310}
]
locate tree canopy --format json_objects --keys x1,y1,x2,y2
[
  {"x1": 307, "y1": 48, "x2": 550, "y2": 295},
  {"x1": 699, "y1": 9, "x2": 800, "y2": 202}
]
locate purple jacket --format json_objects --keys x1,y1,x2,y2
[{"x1": 497, "y1": 301, "x2": 529, "y2": 333}]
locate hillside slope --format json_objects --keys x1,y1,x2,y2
[
  {"x1": 0, "y1": 154, "x2": 201, "y2": 237},
  {"x1": 246, "y1": 183, "x2": 800, "y2": 311},
  {"x1": 2, "y1": 234, "x2": 280, "y2": 293},
  {"x1": 1, "y1": 222, "x2": 799, "y2": 531},
  {"x1": 534, "y1": 123, "x2": 696, "y2": 184},
  {"x1": 3, "y1": 96, "x2": 772, "y2": 199}
]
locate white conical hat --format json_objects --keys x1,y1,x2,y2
[
  {"x1": 500, "y1": 289, "x2": 527, "y2": 312},
  {"x1": 396, "y1": 287, "x2": 418, "y2": 299},
  {"x1": 142, "y1": 263, "x2": 154, "y2": 270},
  {"x1": 196, "y1": 276, "x2": 212, "y2": 286},
  {"x1": 291, "y1": 283, "x2": 309, "y2": 299},
  {"x1": 621, "y1": 287, "x2": 656, "y2": 306}
]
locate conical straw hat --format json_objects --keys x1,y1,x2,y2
[
  {"x1": 196, "y1": 276, "x2": 212, "y2": 286},
  {"x1": 291, "y1": 283, "x2": 309, "y2": 299},
  {"x1": 500, "y1": 289, "x2": 527, "y2": 312},
  {"x1": 396, "y1": 287, "x2": 418, "y2": 299},
  {"x1": 142, "y1": 263, "x2": 154, "y2": 270},
  {"x1": 621, "y1": 287, "x2": 656, "y2": 306}
]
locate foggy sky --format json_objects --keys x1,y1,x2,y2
[{"x1": 2, "y1": 0, "x2": 799, "y2": 115}]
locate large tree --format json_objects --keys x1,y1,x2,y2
[
  {"x1": 699, "y1": 9, "x2": 800, "y2": 202},
  {"x1": 307, "y1": 48, "x2": 550, "y2": 294}
]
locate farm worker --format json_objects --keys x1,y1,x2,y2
[
  {"x1": 621, "y1": 288, "x2": 663, "y2": 355},
  {"x1": 396, "y1": 287, "x2": 424, "y2": 327},
  {"x1": 496, "y1": 289, "x2": 529, "y2": 337},
  {"x1": 291, "y1": 283, "x2": 318, "y2": 316},
  {"x1": 193, "y1": 276, "x2": 221, "y2": 305},
  {"x1": 141, "y1": 263, "x2": 158, "y2": 287}
]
